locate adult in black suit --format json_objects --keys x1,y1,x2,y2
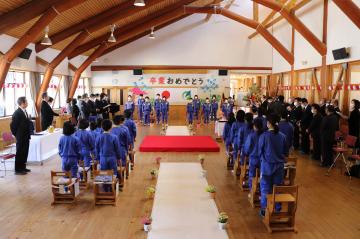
[
  {"x1": 319, "y1": 98, "x2": 327, "y2": 116},
  {"x1": 269, "y1": 95, "x2": 286, "y2": 117},
  {"x1": 307, "y1": 104, "x2": 323, "y2": 161},
  {"x1": 300, "y1": 98, "x2": 313, "y2": 154},
  {"x1": 290, "y1": 98, "x2": 302, "y2": 149},
  {"x1": 81, "y1": 94, "x2": 91, "y2": 120},
  {"x1": 260, "y1": 95, "x2": 268, "y2": 116},
  {"x1": 40, "y1": 92, "x2": 59, "y2": 131},
  {"x1": 88, "y1": 94, "x2": 97, "y2": 117},
  {"x1": 321, "y1": 106, "x2": 339, "y2": 167},
  {"x1": 100, "y1": 93, "x2": 110, "y2": 119},
  {"x1": 10, "y1": 97, "x2": 32, "y2": 175}
]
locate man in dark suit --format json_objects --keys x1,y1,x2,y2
[
  {"x1": 10, "y1": 97, "x2": 32, "y2": 175},
  {"x1": 40, "y1": 92, "x2": 59, "y2": 131},
  {"x1": 81, "y1": 93, "x2": 91, "y2": 120},
  {"x1": 269, "y1": 95, "x2": 286, "y2": 116},
  {"x1": 260, "y1": 95, "x2": 268, "y2": 116},
  {"x1": 300, "y1": 98, "x2": 313, "y2": 154},
  {"x1": 290, "y1": 98, "x2": 302, "y2": 149},
  {"x1": 321, "y1": 106, "x2": 339, "y2": 167}
]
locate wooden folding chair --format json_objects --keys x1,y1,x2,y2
[
  {"x1": 284, "y1": 156, "x2": 297, "y2": 186},
  {"x1": 50, "y1": 171, "x2": 80, "y2": 205},
  {"x1": 117, "y1": 164, "x2": 126, "y2": 187},
  {"x1": 263, "y1": 185, "x2": 299, "y2": 233},
  {"x1": 234, "y1": 152, "x2": 241, "y2": 178},
  {"x1": 129, "y1": 148, "x2": 135, "y2": 170},
  {"x1": 93, "y1": 170, "x2": 118, "y2": 206},
  {"x1": 78, "y1": 160, "x2": 91, "y2": 189},
  {"x1": 239, "y1": 156, "x2": 249, "y2": 191},
  {"x1": 249, "y1": 168, "x2": 260, "y2": 208},
  {"x1": 226, "y1": 144, "x2": 234, "y2": 170}
]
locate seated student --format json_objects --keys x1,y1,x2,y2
[
  {"x1": 95, "y1": 118, "x2": 104, "y2": 134},
  {"x1": 202, "y1": 98, "x2": 211, "y2": 124},
  {"x1": 238, "y1": 112, "x2": 254, "y2": 165},
  {"x1": 230, "y1": 110, "x2": 246, "y2": 161},
  {"x1": 258, "y1": 114, "x2": 288, "y2": 217},
  {"x1": 124, "y1": 109, "x2": 137, "y2": 148},
  {"x1": 58, "y1": 122, "x2": 82, "y2": 178},
  {"x1": 186, "y1": 98, "x2": 194, "y2": 125},
  {"x1": 111, "y1": 115, "x2": 131, "y2": 168},
  {"x1": 307, "y1": 104, "x2": 322, "y2": 161},
  {"x1": 278, "y1": 111, "x2": 294, "y2": 152},
  {"x1": 223, "y1": 112, "x2": 235, "y2": 159},
  {"x1": 243, "y1": 117, "x2": 263, "y2": 190},
  {"x1": 74, "y1": 119, "x2": 94, "y2": 168},
  {"x1": 95, "y1": 119, "x2": 122, "y2": 176}
]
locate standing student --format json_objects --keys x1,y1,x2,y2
[
  {"x1": 81, "y1": 94, "x2": 91, "y2": 120},
  {"x1": 278, "y1": 112, "x2": 294, "y2": 152},
  {"x1": 160, "y1": 96, "x2": 169, "y2": 125},
  {"x1": 74, "y1": 119, "x2": 94, "y2": 167},
  {"x1": 193, "y1": 95, "x2": 201, "y2": 122},
  {"x1": 202, "y1": 98, "x2": 211, "y2": 124},
  {"x1": 95, "y1": 118, "x2": 104, "y2": 134},
  {"x1": 95, "y1": 119, "x2": 122, "y2": 176},
  {"x1": 40, "y1": 92, "x2": 59, "y2": 131},
  {"x1": 142, "y1": 96, "x2": 152, "y2": 126},
  {"x1": 89, "y1": 121, "x2": 100, "y2": 161},
  {"x1": 124, "y1": 109, "x2": 137, "y2": 147},
  {"x1": 320, "y1": 106, "x2": 339, "y2": 167},
  {"x1": 154, "y1": 94, "x2": 162, "y2": 124},
  {"x1": 10, "y1": 97, "x2": 32, "y2": 175},
  {"x1": 223, "y1": 112, "x2": 235, "y2": 159},
  {"x1": 339, "y1": 99, "x2": 360, "y2": 147},
  {"x1": 299, "y1": 98, "x2": 313, "y2": 154},
  {"x1": 307, "y1": 104, "x2": 322, "y2": 161},
  {"x1": 137, "y1": 94, "x2": 145, "y2": 123},
  {"x1": 258, "y1": 114, "x2": 288, "y2": 217},
  {"x1": 124, "y1": 95, "x2": 135, "y2": 119},
  {"x1": 230, "y1": 110, "x2": 246, "y2": 161},
  {"x1": 243, "y1": 117, "x2": 263, "y2": 190},
  {"x1": 228, "y1": 96, "x2": 235, "y2": 113},
  {"x1": 186, "y1": 98, "x2": 194, "y2": 125},
  {"x1": 111, "y1": 115, "x2": 131, "y2": 168},
  {"x1": 221, "y1": 98, "x2": 232, "y2": 119},
  {"x1": 210, "y1": 95, "x2": 218, "y2": 121},
  {"x1": 58, "y1": 122, "x2": 82, "y2": 178},
  {"x1": 238, "y1": 113, "x2": 254, "y2": 165}
]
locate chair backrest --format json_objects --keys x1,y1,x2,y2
[
  {"x1": 93, "y1": 170, "x2": 114, "y2": 177},
  {"x1": 345, "y1": 135, "x2": 357, "y2": 147},
  {"x1": 273, "y1": 185, "x2": 298, "y2": 195},
  {"x1": 2, "y1": 132, "x2": 14, "y2": 142},
  {"x1": 286, "y1": 156, "x2": 297, "y2": 166},
  {"x1": 340, "y1": 125, "x2": 349, "y2": 137},
  {"x1": 335, "y1": 131, "x2": 343, "y2": 141},
  {"x1": 51, "y1": 171, "x2": 72, "y2": 185}
]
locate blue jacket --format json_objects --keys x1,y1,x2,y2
[
  {"x1": 111, "y1": 125, "x2": 131, "y2": 162},
  {"x1": 211, "y1": 100, "x2": 218, "y2": 112},
  {"x1": 124, "y1": 119, "x2": 137, "y2": 143},
  {"x1": 74, "y1": 129, "x2": 94, "y2": 154},
  {"x1": 124, "y1": 101, "x2": 135, "y2": 112},
  {"x1": 142, "y1": 102, "x2": 152, "y2": 113},
  {"x1": 187, "y1": 102, "x2": 194, "y2": 114},
  {"x1": 238, "y1": 123, "x2": 253, "y2": 149},
  {"x1": 278, "y1": 120, "x2": 294, "y2": 150},
  {"x1": 154, "y1": 99, "x2": 162, "y2": 110},
  {"x1": 255, "y1": 116, "x2": 268, "y2": 131},
  {"x1": 243, "y1": 131, "x2": 261, "y2": 165},
  {"x1": 160, "y1": 101, "x2": 169, "y2": 113},
  {"x1": 95, "y1": 127, "x2": 103, "y2": 134},
  {"x1": 258, "y1": 130, "x2": 288, "y2": 175},
  {"x1": 230, "y1": 121, "x2": 246, "y2": 146},
  {"x1": 193, "y1": 99, "x2": 201, "y2": 111},
  {"x1": 58, "y1": 135, "x2": 81, "y2": 159},
  {"x1": 137, "y1": 98, "x2": 145, "y2": 108},
  {"x1": 202, "y1": 103, "x2": 211, "y2": 113},
  {"x1": 95, "y1": 132, "x2": 121, "y2": 160},
  {"x1": 221, "y1": 103, "x2": 232, "y2": 117},
  {"x1": 222, "y1": 122, "x2": 232, "y2": 145}
]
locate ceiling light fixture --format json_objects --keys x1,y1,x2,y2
[
  {"x1": 134, "y1": 0, "x2": 145, "y2": 7},
  {"x1": 149, "y1": 26, "x2": 155, "y2": 39},
  {"x1": 41, "y1": 26, "x2": 52, "y2": 46},
  {"x1": 108, "y1": 24, "x2": 116, "y2": 43}
]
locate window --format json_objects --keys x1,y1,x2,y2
[
  {"x1": 74, "y1": 77, "x2": 90, "y2": 97},
  {"x1": 0, "y1": 70, "x2": 34, "y2": 117},
  {"x1": 40, "y1": 75, "x2": 64, "y2": 109}
]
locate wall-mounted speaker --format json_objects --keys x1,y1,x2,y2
[
  {"x1": 133, "y1": 69, "x2": 143, "y2": 75},
  {"x1": 332, "y1": 47, "x2": 349, "y2": 60},
  {"x1": 17, "y1": 48, "x2": 32, "y2": 60},
  {"x1": 218, "y1": 69, "x2": 228, "y2": 76}
]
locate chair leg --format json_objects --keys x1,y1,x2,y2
[
  {"x1": 327, "y1": 153, "x2": 341, "y2": 175},
  {"x1": 341, "y1": 154, "x2": 351, "y2": 179}
]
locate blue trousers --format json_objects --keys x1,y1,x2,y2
[
  {"x1": 100, "y1": 156, "x2": 118, "y2": 176},
  {"x1": 155, "y1": 109, "x2": 161, "y2": 123},
  {"x1": 248, "y1": 159, "x2": 260, "y2": 190},
  {"x1": 187, "y1": 113, "x2": 193, "y2": 124},
  {"x1": 194, "y1": 110, "x2": 199, "y2": 120},
  {"x1": 161, "y1": 112, "x2": 168, "y2": 124},
  {"x1": 210, "y1": 109, "x2": 217, "y2": 120},
  {"x1": 232, "y1": 143, "x2": 240, "y2": 161},
  {"x1": 82, "y1": 150, "x2": 92, "y2": 167},
  {"x1": 260, "y1": 167, "x2": 284, "y2": 210},
  {"x1": 62, "y1": 157, "x2": 78, "y2": 178},
  {"x1": 204, "y1": 112, "x2": 210, "y2": 124},
  {"x1": 143, "y1": 112, "x2": 150, "y2": 125},
  {"x1": 119, "y1": 147, "x2": 127, "y2": 167},
  {"x1": 138, "y1": 107, "x2": 143, "y2": 121},
  {"x1": 89, "y1": 116, "x2": 97, "y2": 123}
]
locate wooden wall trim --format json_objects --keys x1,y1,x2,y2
[{"x1": 91, "y1": 65, "x2": 272, "y2": 71}]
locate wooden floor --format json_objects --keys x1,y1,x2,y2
[{"x1": 1, "y1": 121, "x2": 360, "y2": 239}]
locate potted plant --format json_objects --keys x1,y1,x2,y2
[
  {"x1": 218, "y1": 212, "x2": 228, "y2": 230},
  {"x1": 146, "y1": 186, "x2": 156, "y2": 199},
  {"x1": 141, "y1": 216, "x2": 152, "y2": 232},
  {"x1": 150, "y1": 169, "x2": 158, "y2": 179},
  {"x1": 205, "y1": 185, "x2": 216, "y2": 199},
  {"x1": 198, "y1": 154, "x2": 205, "y2": 165},
  {"x1": 155, "y1": 157, "x2": 161, "y2": 164}
]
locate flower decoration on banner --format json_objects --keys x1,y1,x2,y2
[
  {"x1": 130, "y1": 87, "x2": 148, "y2": 95},
  {"x1": 1, "y1": 83, "x2": 26, "y2": 88},
  {"x1": 200, "y1": 78, "x2": 219, "y2": 92},
  {"x1": 182, "y1": 90, "x2": 192, "y2": 100},
  {"x1": 347, "y1": 84, "x2": 360, "y2": 90}
]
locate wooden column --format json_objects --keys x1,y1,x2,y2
[
  {"x1": 290, "y1": 25, "x2": 295, "y2": 97},
  {"x1": 320, "y1": 0, "x2": 328, "y2": 100}
]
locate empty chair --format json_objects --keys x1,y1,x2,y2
[
  {"x1": 93, "y1": 170, "x2": 118, "y2": 206},
  {"x1": 50, "y1": 171, "x2": 80, "y2": 205}
]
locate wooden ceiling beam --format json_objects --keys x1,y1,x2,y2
[
  {"x1": 68, "y1": 0, "x2": 196, "y2": 59},
  {"x1": 204, "y1": 0, "x2": 223, "y2": 22},
  {"x1": 36, "y1": 56, "x2": 49, "y2": 67},
  {"x1": 253, "y1": 2, "x2": 259, "y2": 21},
  {"x1": 332, "y1": 0, "x2": 360, "y2": 29},
  {"x1": 68, "y1": 63, "x2": 78, "y2": 72},
  {"x1": 0, "y1": 0, "x2": 59, "y2": 34},
  {"x1": 253, "y1": 0, "x2": 326, "y2": 56},
  {"x1": 35, "y1": 0, "x2": 162, "y2": 53},
  {"x1": 185, "y1": 6, "x2": 294, "y2": 64}
]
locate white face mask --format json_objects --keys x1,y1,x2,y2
[
  {"x1": 225, "y1": 100, "x2": 228, "y2": 104},
  {"x1": 206, "y1": 100, "x2": 209, "y2": 104},
  {"x1": 128, "y1": 97, "x2": 132, "y2": 101},
  {"x1": 350, "y1": 103, "x2": 355, "y2": 109},
  {"x1": 294, "y1": 102, "x2": 299, "y2": 107},
  {"x1": 311, "y1": 109, "x2": 316, "y2": 114}
]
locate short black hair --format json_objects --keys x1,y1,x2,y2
[
  {"x1": 48, "y1": 97, "x2": 54, "y2": 103},
  {"x1": 102, "y1": 119, "x2": 112, "y2": 131},
  {"x1": 90, "y1": 121, "x2": 97, "y2": 131},
  {"x1": 82, "y1": 93, "x2": 88, "y2": 99},
  {"x1": 301, "y1": 98, "x2": 308, "y2": 103},
  {"x1": 236, "y1": 110, "x2": 245, "y2": 122},
  {"x1": 96, "y1": 118, "x2": 103, "y2": 128},
  {"x1": 327, "y1": 105, "x2": 335, "y2": 113},
  {"x1": 312, "y1": 104, "x2": 320, "y2": 112},
  {"x1": 124, "y1": 109, "x2": 132, "y2": 119},
  {"x1": 90, "y1": 94, "x2": 95, "y2": 98},
  {"x1": 145, "y1": 96, "x2": 149, "y2": 99},
  {"x1": 113, "y1": 115, "x2": 125, "y2": 125},
  {"x1": 17, "y1": 96, "x2": 27, "y2": 106},
  {"x1": 72, "y1": 98, "x2": 77, "y2": 105},
  {"x1": 139, "y1": 94, "x2": 143, "y2": 97},
  {"x1": 156, "y1": 93, "x2": 160, "y2": 96},
  {"x1": 278, "y1": 95, "x2": 284, "y2": 102},
  {"x1": 281, "y1": 111, "x2": 289, "y2": 120},
  {"x1": 77, "y1": 95, "x2": 82, "y2": 99},
  {"x1": 42, "y1": 92, "x2": 48, "y2": 99},
  {"x1": 63, "y1": 121, "x2": 75, "y2": 136},
  {"x1": 206, "y1": 97, "x2": 209, "y2": 100},
  {"x1": 78, "y1": 119, "x2": 89, "y2": 130}
]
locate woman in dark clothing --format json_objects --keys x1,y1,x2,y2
[
  {"x1": 307, "y1": 104, "x2": 323, "y2": 161},
  {"x1": 71, "y1": 98, "x2": 80, "y2": 125},
  {"x1": 320, "y1": 106, "x2": 339, "y2": 167},
  {"x1": 340, "y1": 99, "x2": 360, "y2": 147}
]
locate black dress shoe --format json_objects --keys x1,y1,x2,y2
[
  {"x1": 15, "y1": 171, "x2": 27, "y2": 175},
  {"x1": 24, "y1": 168, "x2": 31, "y2": 172}
]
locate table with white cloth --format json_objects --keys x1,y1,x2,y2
[
  {"x1": 27, "y1": 128, "x2": 62, "y2": 164},
  {"x1": 214, "y1": 120, "x2": 227, "y2": 138},
  {"x1": 165, "y1": 126, "x2": 190, "y2": 136}
]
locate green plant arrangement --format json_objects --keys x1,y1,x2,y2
[
  {"x1": 150, "y1": 169, "x2": 158, "y2": 179},
  {"x1": 218, "y1": 212, "x2": 229, "y2": 230},
  {"x1": 205, "y1": 185, "x2": 216, "y2": 193},
  {"x1": 146, "y1": 186, "x2": 156, "y2": 198}
]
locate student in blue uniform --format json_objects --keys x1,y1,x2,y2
[
  {"x1": 258, "y1": 114, "x2": 288, "y2": 217},
  {"x1": 202, "y1": 98, "x2": 211, "y2": 124},
  {"x1": 142, "y1": 96, "x2": 152, "y2": 126},
  {"x1": 255, "y1": 107, "x2": 268, "y2": 131},
  {"x1": 124, "y1": 109, "x2": 137, "y2": 167},
  {"x1": 95, "y1": 118, "x2": 104, "y2": 134},
  {"x1": 278, "y1": 111, "x2": 294, "y2": 152},
  {"x1": 228, "y1": 96, "x2": 235, "y2": 113},
  {"x1": 230, "y1": 110, "x2": 246, "y2": 161},
  {"x1": 124, "y1": 95, "x2": 135, "y2": 119},
  {"x1": 221, "y1": 98, "x2": 232, "y2": 119},
  {"x1": 111, "y1": 115, "x2": 131, "y2": 168},
  {"x1": 74, "y1": 119, "x2": 94, "y2": 167},
  {"x1": 193, "y1": 95, "x2": 201, "y2": 121},
  {"x1": 89, "y1": 121, "x2": 100, "y2": 161},
  {"x1": 137, "y1": 94, "x2": 145, "y2": 123},
  {"x1": 223, "y1": 112, "x2": 235, "y2": 156},
  {"x1": 154, "y1": 94, "x2": 162, "y2": 124},
  {"x1": 95, "y1": 119, "x2": 122, "y2": 176},
  {"x1": 210, "y1": 95, "x2": 218, "y2": 121},
  {"x1": 160, "y1": 96, "x2": 169, "y2": 125},
  {"x1": 186, "y1": 98, "x2": 194, "y2": 125},
  {"x1": 243, "y1": 117, "x2": 263, "y2": 190},
  {"x1": 238, "y1": 112, "x2": 254, "y2": 165},
  {"x1": 58, "y1": 122, "x2": 81, "y2": 178}
]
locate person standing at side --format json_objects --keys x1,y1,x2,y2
[
  {"x1": 186, "y1": 98, "x2": 194, "y2": 125},
  {"x1": 10, "y1": 97, "x2": 32, "y2": 175},
  {"x1": 202, "y1": 98, "x2": 211, "y2": 124},
  {"x1": 154, "y1": 94, "x2": 162, "y2": 125},
  {"x1": 320, "y1": 106, "x2": 339, "y2": 167},
  {"x1": 124, "y1": 95, "x2": 135, "y2": 119},
  {"x1": 210, "y1": 95, "x2": 218, "y2": 121},
  {"x1": 193, "y1": 95, "x2": 201, "y2": 122},
  {"x1": 299, "y1": 98, "x2": 313, "y2": 154},
  {"x1": 40, "y1": 92, "x2": 59, "y2": 131},
  {"x1": 307, "y1": 104, "x2": 322, "y2": 161},
  {"x1": 160, "y1": 96, "x2": 169, "y2": 125},
  {"x1": 142, "y1": 96, "x2": 152, "y2": 126},
  {"x1": 137, "y1": 94, "x2": 145, "y2": 123}
]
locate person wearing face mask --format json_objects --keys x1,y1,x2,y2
[
  {"x1": 319, "y1": 98, "x2": 327, "y2": 116},
  {"x1": 266, "y1": 97, "x2": 275, "y2": 115},
  {"x1": 290, "y1": 98, "x2": 302, "y2": 150},
  {"x1": 260, "y1": 95, "x2": 268, "y2": 116},
  {"x1": 210, "y1": 95, "x2": 218, "y2": 121},
  {"x1": 154, "y1": 94, "x2": 162, "y2": 124},
  {"x1": 307, "y1": 104, "x2": 322, "y2": 161},
  {"x1": 137, "y1": 94, "x2": 145, "y2": 123},
  {"x1": 202, "y1": 98, "x2": 211, "y2": 124},
  {"x1": 221, "y1": 98, "x2": 232, "y2": 119},
  {"x1": 142, "y1": 96, "x2": 152, "y2": 126},
  {"x1": 320, "y1": 105, "x2": 339, "y2": 167},
  {"x1": 228, "y1": 96, "x2": 235, "y2": 113},
  {"x1": 339, "y1": 99, "x2": 360, "y2": 147},
  {"x1": 124, "y1": 95, "x2": 135, "y2": 119},
  {"x1": 186, "y1": 98, "x2": 194, "y2": 125},
  {"x1": 100, "y1": 93, "x2": 110, "y2": 119},
  {"x1": 299, "y1": 98, "x2": 312, "y2": 154},
  {"x1": 193, "y1": 95, "x2": 201, "y2": 122},
  {"x1": 160, "y1": 96, "x2": 169, "y2": 125}
]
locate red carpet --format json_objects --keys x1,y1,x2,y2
[{"x1": 139, "y1": 136, "x2": 220, "y2": 152}]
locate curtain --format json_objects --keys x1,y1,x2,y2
[
  {"x1": 63, "y1": 75, "x2": 72, "y2": 99},
  {"x1": 29, "y1": 72, "x2": 41, "y2": 117}
]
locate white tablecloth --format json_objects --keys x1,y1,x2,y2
[
  {"x1": 165, "y1": 126, "x2": 190, "y2": 136},
  {"x1": 214, "y1": 121, "x2": 227, "y2": 138},
  {"x1": 148, "y1": 163, "x2": 229, "y2": 239},
  {"x1": 27, "y1": 129, "x2": 62, "y2": 163}
]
